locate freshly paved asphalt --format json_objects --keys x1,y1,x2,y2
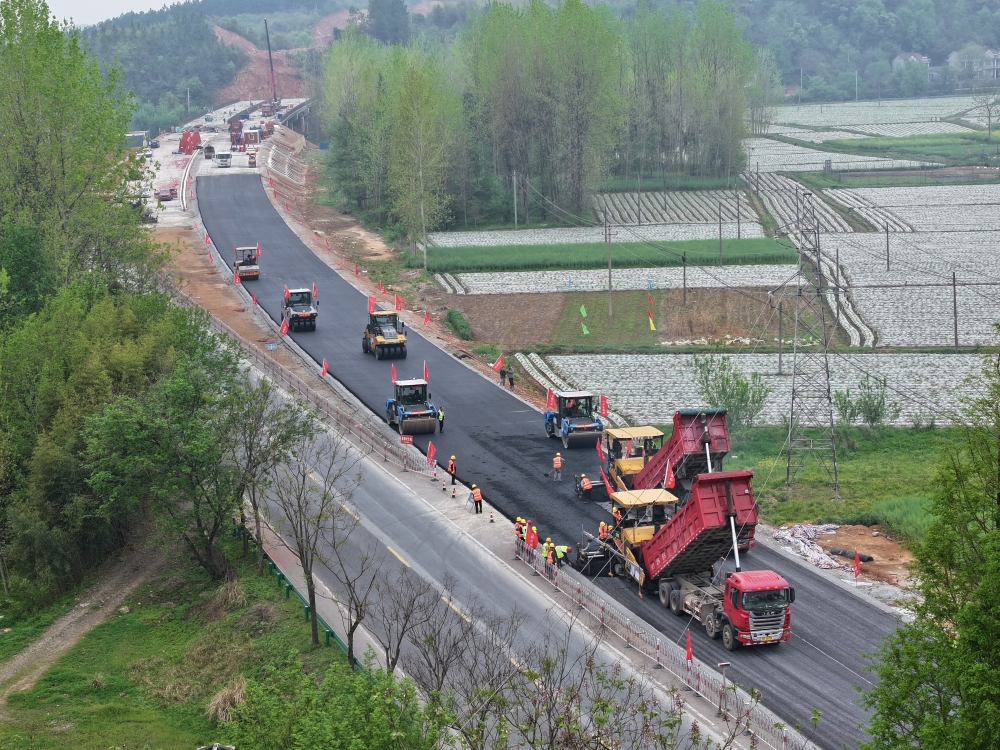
[{"x1": 200, "y1": 174, "x2": 897, "y2": 749}]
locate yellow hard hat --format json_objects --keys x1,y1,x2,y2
[
  {"x1": 450, "y1": 455, "x2": 455, "y2": 460},
  {"x1": 532, "y1": 526, "x2": 537, "y2": 531},
  {"x1": 545, "y1": 537, "x2": 552, "y2": 543},
  {"x1": 614, "y1": 507, "x2": 620, "y2": 512},
  {"x1": 472, "y1": 484, "x2": 477, "y2": 488},
  {"x1": 600, "y1": 521, "x2": 606, "y2": 526},
  {"x1": 556, "y1": 452, "x2": 561, "y2": 456},
  {"x1": 580, "y1": 473, "x2": 586, "y2": 477}
]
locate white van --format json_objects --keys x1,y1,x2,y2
[{"x1": 217, "y1": 152, "x2": 232, "y2": 168}]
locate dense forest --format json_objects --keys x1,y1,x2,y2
[{"x1": 323, "y1": 0, "x2": 769, "y2": 239}]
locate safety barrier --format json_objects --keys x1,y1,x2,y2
[
  {"x1": 171, "y1": 286, "x2": 438, "y2": 480},
  {"x1": 512, "y1": 537, "x2": 816, "y2": 750}
]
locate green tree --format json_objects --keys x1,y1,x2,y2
[
  {"x1": 691, "y1": 353, "x2": 771, "y2": 433},
  {"x1": 862, "y1": 333, "x2": 1000, "y2": 748},
  {"x1": 366, "y1": 0, "x2": 410, "y2": 45}
]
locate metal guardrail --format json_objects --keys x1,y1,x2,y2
[{"x1": 512, "y1": 538, "x2": 816, "y2": 750}]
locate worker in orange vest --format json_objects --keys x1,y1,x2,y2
[
  {"x1": 598, "y1": 521, "x2": 609, "y2": 540},
  {"x1": 579, "y1": 473, "x2": 593, "y2": 500},
  {"x1": 447, "y1": 455, "x2": 457, "y2": 485},
  {"x1": 514, "y1": 518, "x2": 524, "y2": 541},
  {"x1": 470, "y1": 484, "x2": 483, "y2": 514},
  {"x1": 546, "y1": 543, "x2": 556, "y2": 566},
  {"x1": 552, "y1": 452, "x2": 563, "y2": 482},
  {"x1": 613, "y1": 506, "x2": 623, "y2": 526}
]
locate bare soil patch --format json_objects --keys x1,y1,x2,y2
[
  {"x1": 815, "y1": 524, "x2": 914, "y2": 587},
  {"x1": 0, "y1": 535, "x2": 168, "y2": 704},
  {"x1": 655, "y1": 287, "x2": 780, "y2": 343},
  {"x1": 312, "y1": 10, "x2": 351, "y2": 47},
  {"x1": 449, "y1": 294, "x2": 567, "y2": 348},
  {"x1": 213, "y1": 26, "x2": 308, "y2": 103}
]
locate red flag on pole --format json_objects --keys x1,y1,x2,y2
[
  {"x1": 233, "y1": 245, "x2": 238, "y2": 257},
  {"x1": 391, "y1": 364, "x2": 397, "y2": 384},
  {"x1": 648, "y1": 293, "x2": 654, "y2": 305},
  {"x1": 285, "y1": 202, "x2": 289, "y2": 212},
  {"x1": 325, "y1": 238, "x2": 331, "y2": 250},
  {"x1": 321, "y1": 359, "x2": 329, "y2": 378},
  {"x1": 546, "y1": 388, "x2": 557, "y2": 411},
  {"x1": 205, "y1": 233, "x2": 210, "y2": 245},
  {"x1": 313, "y1": 283, "x2": 319, "y2": 299},
  {"x1": 491, "y1": 353, "x2": 504, "y2": 372},
  {"x1": 283, "y1": 285, "x2": 290, "y2": 300},
  {"x1": 379, "y1": 280, "x2": 386, "y2": 294},
  {"x1": 423, "y1": 360, "x2": 429, "y2": 381},
  {"x1": 250, "y1": 291, "x2": 257, "y2": 306},
  {"x1": 427, "y1": 441, "x2": 436, "y2": 466},
  {"x1": 599, "y1": 394, "x2": 609, "y2": 417},
  {"x1": 279, "y1": 319, "x2": 289, "y2": 336},
  {"x1": 367, "y1": 296, "x2": 377, "y2": 314},
  {"x1": 686, "y1": 630, "x2": 693, "y2": 662},
  {"x1": 423, "y1": 310, "x2": 430, "y2": 325},
  {"x1": 257, "y1": 242, "x2": 261, "y2": 256},
  {"x1": 273, "y1": 189, "x2": 277, "y2": 198},
  {"x1": 208, "y1": 252, "x2": 213, "y2": 263},
  {"x1": 854, "y1": 550, "x2": 861, "y2": 580},
  {"x1": 234, "y1": 270, "x2": 241, "y2": 285},
  {"x1": 596, "y1": 439, "x2": 605, "y2": 462},
  {"x1": 666, "y1": 463, "x2": 676, "y2": 489},
  {"x1": 394, "y1": 294, "x2": 402, "y2": 311},
  {"x1": 355, "y1": 264, "x2": 360, "y2": 276}
]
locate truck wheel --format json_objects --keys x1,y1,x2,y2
[
  {"x1": 400, "y1": 344, "x2": 407, "y2": 359},
  {"x1": 613, "y1": 561, "x2": 624, "y2": 578},
  {"x1": 705, "y1": 615, "x2": 720, "y2": 640},
  {"x1": 658, "y1": 582, "x2": 670, "y2": 608},
  {"x1": 545, "y1": 420, "x2": 555, "y2": 439},
  {"x1": 375, "y1": 346, "x2": 382, "y2": 360},
  {"x1": 669, "y1": 588, "x2": 683, "y2": 616},
  {"x1": 722, "y1": 623, "x2": 740, "y2": 652},
  {"x1": 362, "y1": 337, "x2": 368, "y2": 353}
]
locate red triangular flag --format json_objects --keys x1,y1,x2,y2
[
  {"x1": 251, "y1": 291, "x2": 257, "y2": 306},
  {"x1": 234, "y1": 270, "x2": 241, "y2": 285},
  {"x1": 666, "y1": 463, "x2": 676, "y2": 489},
  {"x1": 854, "y1": 549, "x2": 861, "y2": 579},
  {"x1": 599, "y1": 394, "x2": 609, "y2": 417},
  {"x1": 205, "y1": 233, "x2": 210, "y2": 245},
  {"x1": 427, "y1": 441, "x2": 436, "y2": 466},
  {"x1": 208, "y1": 252, "x2": 213, "y2": 263},
  {"x1": 648, "y1": 294, "x2": 654, "y2": 305},
  {"x1": 325, "y1": 238, "x2": 331, "y2": 250},
  {"x1": 283, "y1": 285, "x2": 290, "y2": 300},
  {"x1": 367, "y1": 296, "x2": 376, "y2": 314},
  {"x1": 491, "y1": 353, "x2": 504, "y2": 372},
  {"x1": 313, "y1": 283, "x2": 318, "y2": 299},
  {"x1": 596, "y1": 439, "x2": 605, "y2": 462},
  {"x1": 233, "y1": 245, "x2": 238, "y2": 257},
  {"x1": 423, "y1": 360, "x2": 429, "y2": 381},
  {"x1": 273, "y1": 189, "x2": 277, "y2": 198},
  {"x1": 355, "y1": 264, "x2": 360, "y2": 276},
  {"x1": 321, "y1": 359, "x2": 329, "y2": 378},
  {"x1": 391, "y1": 364, "x2": 397, "y2": 384},
  {"x1": 279, "y1": 319, "x2": 289, "y2": 336},
  {"x1": 379, "y1": 280, "x2": 386, "y2": 294},
  {"x1": 686, "y1": 630, "x2": 693, "y2": 662},
  {"x1": 648, "y1": 309, "x2": 654, "y2": 320},
  {"x1": 285, "y1": 202, "x2": 289, "y2": 212},
  {"x1": 546, "y1": 388, "x2": 557, "y2": 411},
  {"x1": 423, "y1": 310, "x2": 430, "y2": 325},
  {"x1": 394, "y1": 294, "x2": 402, "y2": 311},
  {"x1": 257, "y1": 242, "x2": 261, "y2": 256}
]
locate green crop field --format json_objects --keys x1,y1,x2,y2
[
  {"x1": 409, "y1": 238, "x2": 798, "y2": 274},
  {"x1": 780, "y1": 131, "x2": 1000, "y2": 168}
]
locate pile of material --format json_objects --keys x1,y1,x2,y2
[{"x1": 773, "y1": 524, "x2": 850, "y2": 571}]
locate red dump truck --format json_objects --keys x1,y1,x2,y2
[{"x1": 580, "y1": 410, "x2": 793, "y2": 651}]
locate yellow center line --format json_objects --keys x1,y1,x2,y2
[
  {"x1": 442, "y1": 596, "x2": 471, "y2": 622},
  {"x1": 386, "y1": 546, "x2": 410, "y2": 568}
]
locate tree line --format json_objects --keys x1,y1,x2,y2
[{"x1": 322, "y1": 0, "x2": 768, "y2": 241}]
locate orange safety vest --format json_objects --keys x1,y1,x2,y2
[
  {"x1": 472, "y1": 488, "x2": 483, "y2": 502},
  {"x1": 546, "y1": 546, "x2": 556, "y2": 564},
  {"x1": 581, "y1": 477, "x2": 592, "y2": 491},
  {"x1": 598, "y1": 524, "x2": 608, "y2": 540},
  {"x1": 613, "y1": 508, "x2": 623, "y2": 525},
  {"x1": 447, "y1": 459, "x2": 456, "y2": 474},
  {"x1": 553, "y1": 455, "x2": 563, "y2": 469}
]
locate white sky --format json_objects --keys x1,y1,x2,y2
[{"x1": 47, "y1": 0, "x2": 163, "y2": 27}]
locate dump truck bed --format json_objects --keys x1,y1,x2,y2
[
  {"x1": 633, "y1": 409, "x2": 730, "y2": 490},
  {"x1": 641, "y1": 469, "x2": 756, "y2": 579}
]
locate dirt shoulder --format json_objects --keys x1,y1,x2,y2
[{"x1": 0, "y1": 535, "x2": 168, "y2": 705}]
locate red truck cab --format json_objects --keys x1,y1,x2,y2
[{"x1": 723, "y1": 570, "x2": 794, "y2": 647}]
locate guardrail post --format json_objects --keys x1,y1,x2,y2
[
  {"x1": 383, "y1": 441, "x2": 388, "y2": 462},
  {"x1": 402, "y1": 452, "x2": 408, "y2": 472},
  {"x1": 325, "y1": 629, "x2": 333, "y2": 647},
  {"x1": 624, "y1": 618, "x2": 632, "y2": 648},
  {"x1": 277, "y1": 571, "x2": 284, "y2": 586},
  {"x1": 654, "y1": 640, "x2": 662, "y2": 668},
  {"x1": 268, "y1": 561, "x2": 274, "y2": 575},
  {"x1": 304, "y1": 603, "x2": 310, "y2": 622},
  {"x1": 285, "y1": 582, "x2": 292, "y2": 599}
]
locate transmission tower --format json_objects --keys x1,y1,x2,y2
[{"x1": 785, "y1": 192, "x2": 839, "y2": 492}]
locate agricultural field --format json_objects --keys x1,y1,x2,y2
[
  {"x1": 547, "y1": 351, "x2": 981, "y2": 427},
  {"x1": 454, "y1": 263, "x2": 800, "y2": 295},
  {"x1": 590, "y1": 189, "x2": 760, "y2": 227},
  {"x1": 819, "y1": 230, "x2": 1000, "y2": 346},
  {"x1": 745, "y1": 137, "x2": 930, "y2": 172},
  {"x1": 846, "y1": 183, "x2": 1000, "y2": 231},
  {"x1": 772, "y1": 128, "x2": 870, "y2": 143},
  {"x1": 824, "y1": 188, "x2": 913, "y2": 231},
  {"x1": 750, "y1": 173, "x2": 855, "y2": 232},
  {"x1": 856, "y1": 121, "x2": 977, "y2": 138},
  {"x1": 772, "y1": 96, "x2": 979, "y2": 128},
  {"x1": 427, "y1": 222, "x2": 762, "y2": 248}
]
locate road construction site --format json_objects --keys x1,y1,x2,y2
[{"x1": 166, "y1": 104, "x2": 904, "y2": 749}]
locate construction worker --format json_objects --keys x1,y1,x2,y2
[
  {"x1": 579, "y1": 473, "x2": 593, "y2": 501},
  {"x1": 546, "y1": 542, "x2": 556, "y2": 566},
  {"x1": 471, "y1": 484, "x2": 483, "y2": 514},
  {"x1": 447, "y1": 456, "x2": 457, "y2": 485},
  {"x1": 554, "y1": 544, "x2": 572, "y2": 568},
  {"x1": 598, "y1": 521, "x2": 609, "y2": 540},
  {"x1": 514, "y1": 518, "x2": 524, "y2": 541},
  {"x1": 613, "y1": 506, "x2": 623, "y2": 526},
  {"x1": 437, "y1": 407, "x2": 445, "y2": 433},
  {"x1": 552, "y1": 452, "x2": 563, "y2": 482}
]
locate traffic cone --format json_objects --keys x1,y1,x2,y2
[
  {"x1": 451, "y1": 487, "x2": 456, "y2": 498},
  {"x1": 442, "y1": 482, "x2": 447, "y2": 492},
  {"x1": 489, "y1": 513, "x2": 495, "y2": 523}
]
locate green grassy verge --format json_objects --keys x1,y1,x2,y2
[
  {"x1": 796, "y1": 169, "x2": 1000, "y2": 190},
  {"x1": 834, "y1": 495, "x2": 935, "y2": 542},
  {"x1": 0, "y1": 541, "x2": 347, "y2": 749},
  {"x1": 410, "y1": 238, "x2": 798, "y2": 274},
  {"x1": 0, "y1": 594, "x2": 76, "y2": 664},
  {"x1": 721, "y1": 426, "x2": 956, "y2": 532},
  {"x1": 778, "y1": 131, "x2": 1000, "y2": 167}
]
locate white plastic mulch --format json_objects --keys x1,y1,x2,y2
[{"x1": 772, "y1": 524, "x2": 850, "y2": 571}]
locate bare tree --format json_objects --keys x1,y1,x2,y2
[
  {"x1": 227, "y1": 375, "x2": 316, "y2": 574},
  {"x1": 372, "y1": 566, "x2": 439, "y2": 673},
  {"x1": 268, "y1": 430, "x2": 362, "y2": 646},
  {"x1": 404, "y1": 573, "x2": 479, "y2": 694},
  {"x1": 321, "y1": 496, "x2": 385, "y2": 668},
  {"x1": 972, "y1": 83, "x2": 1000, "y2": 142}
]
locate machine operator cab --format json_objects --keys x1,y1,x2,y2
[
  {"x1": 602, "y1": 426, "x2": 665, "y2": 491},
  {"x1": 575, "y1": 488, "x2": 677, "y2": 577},
  {"x1": 363, "y1": 304, "x2": 407, "y2": 360},
  {"x1": 544, "y1": 390, "x2": 604, "y2": 450},
  {"x1": 385, "y1": 379, "x2": 437, "y2": 434}
]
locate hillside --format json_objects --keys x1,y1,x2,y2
[{"x1": 212, "y1": 25, "x2": 309, "y2": 101}]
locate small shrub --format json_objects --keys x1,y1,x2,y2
[
  {"x1": 90, "y1": 674, "x2": 106, "y2": 688},
  {"x1": 445, "y1": 309, "x2": 472, "y2": 340},
  {"x1": 208, "y1": 674, "x2": 247, "y2": 723},
  {"x1": 214, "y1": 579, "x2": 247, "y2": 609}
]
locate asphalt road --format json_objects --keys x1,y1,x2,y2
[{"x1": 200, "y1": 174, "x2": 897, "y2": 749}]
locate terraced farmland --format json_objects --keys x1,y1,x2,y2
[
  {"x1": 773, "y1": 96, "x2": 979, "y2": 128},
  {"x1": 752, "y1": 173, "x2": 854, "y2": 232},
  {"x1": 745, "y1": 137, "x2": 929, "y2": 172},
  {"x1": 591, "y1": 190, "x2": 760, "y2": 227}
]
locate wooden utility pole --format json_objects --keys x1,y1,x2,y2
[
  {"x1": 718, "y1": 202, "x2": 723, "y2": 265},
  {"x1": 682, "y1": 252, "x2": 687, "y2": 306},
  {"x1": 953, "y1": 272, "x2": 959, "y2": 351},
  {"x1": 736, "y1": 193, "x2": 741, "y2": 239},
  {"x1": 777, "y1": 300, "x2": 784, "y2": 374},
  {"x1": 513, "y1": 170, "x2": 518, "y2": 230},
  {"x1": 606, "y1": 217, "x2": 614, "y2": 317}
]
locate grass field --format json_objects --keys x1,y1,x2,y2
[
  {"x1": 796, "y1": 170, "x2": 1000, "y2": 190},
  {"x1": 409, "y1": 238, "x2": 798, "y2": 274},
  {"x1": 780, "y1": 131, "x2": 1000, "y2": 167},
  {"x1": 0, "y1": 542, "x2": 347, "y2": 749},
  {"x1": 0, "y1": 594, "x2": 75, "y2": 664},
  {"x1": 722, "y1": 425, "x2": 956, "y2": 532}
]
